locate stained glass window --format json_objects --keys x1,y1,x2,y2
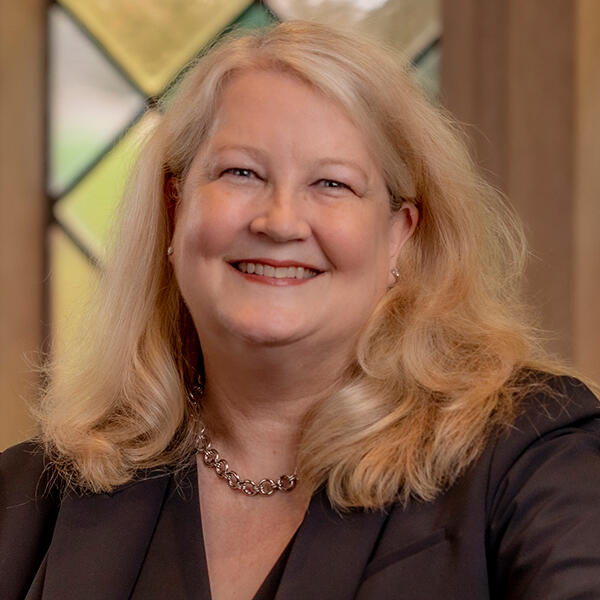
[
  {"x1": 266, "y1": 0, "x2": 440, "y2": 95},
  {"x1": 54, "y1": 112, "x2": 160, "y2": 261},
  {"x1": 47, "y1": 0, "x2": 440, "y2": 352}
]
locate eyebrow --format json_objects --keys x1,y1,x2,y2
[
  {"x1": 208, "y1": 143, "x2": 370, "y2": 180},
  {"x1": 207, "y1": 143, "x2": 268, "y2": 162}
]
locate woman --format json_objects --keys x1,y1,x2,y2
[{"x1": 2, "y1": 21, "x2": 600, "y2": 600}]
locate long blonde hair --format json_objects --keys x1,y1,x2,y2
[{"x1": 37, "y1": 21, "x2": 569, "y2": 508}]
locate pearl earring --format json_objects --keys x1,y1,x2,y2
[
  {"x1": 391, "y1": 267, "x2": 399, "y2": 283},
  {"x1": 167, "y1": 246, "x2": 174, "y2": 256}
]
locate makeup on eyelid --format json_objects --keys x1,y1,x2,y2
[{"x1": 202, "y1": 144, "x2": 369, "y2": 192}]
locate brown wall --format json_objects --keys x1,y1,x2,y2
[
  {"x1": 442, "y1": 0, "x2": 600, "y2": 380},
  {"x1": 0, "y1": 0, "x2": 45, "y2": 448},
  {"x1": 1, "y1": 1, "x2": 598, "y2": 449}
]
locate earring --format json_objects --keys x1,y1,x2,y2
[
  {"x1": 167, "y1": 246, "x2": 174, "y2": 256},
  {"x1": 391, "y1": 267, "x2": 399, "y2": 283}
]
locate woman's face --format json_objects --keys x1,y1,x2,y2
[{"x1": 170, "y1": 70, "x2": 417, "y2": 355}]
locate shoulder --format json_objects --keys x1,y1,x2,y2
[
  {"x1": 0, "y1": 439, "x2": 56, "y2": 505},
  {"x1": 0, "y1": 439, "x2": 60, "y2": 530},
  {"x1": 483, "y1": 375, "x2": 600, "y2": 597},
  {"x1": 0, "y1": 441, "x2": 62, "y2": 598},
  {"x1": 487, "y1": 373, "x2": 600, "y2": 484},
  {"x1": 514, "y1": 373, "x2": 599, "y2": 429}
]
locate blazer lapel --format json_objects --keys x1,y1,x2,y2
[
  {"x1": 276, "y1": 489, "x2": 389, "y2": 600},
  {"x1": 130, "y1": 465, "x2": 211, "y2": 600},
  {"x1": 42, "y1": 473, "x2": 170, "y2": 600}
]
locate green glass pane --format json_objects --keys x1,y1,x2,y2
[
  {"x1": 266, "y1": 0, "x2": 440, "y2": 57},
  {"x1": 54, "y1": 112, "x2": 160, "y2": 261},
  {"x1": 49, "y1": 226, "x2": 98, "y2": 360},
  {"x1": 415, "y1": 43, "x2": 440, "y2": 100},
  {"x1": 230, "y1": 2, "x2": 276, "y2": 30},
  {"x1": 58, "y1": 0, "x2": 254, "y2": 96},
  {"x1": 49, "y1": 5, "x2": 145, "y2": 196}
]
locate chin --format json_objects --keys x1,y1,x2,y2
[
  {"x1": 235, "y1": 325, "x2": 307, "y2": 347},
  {"x1": 223, "y1": 314, "x2": 309, "y2": 348}
]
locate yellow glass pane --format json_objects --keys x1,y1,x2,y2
[
  {"x1": 54, "y1": 111, "x2": 160, "y2": 261},
  {"x1": 159, "y1": 3, "x2": 276, "y2": 108},
  {"x1": 49, "y1": 226, "x2": 98, "y2": 361},
  {"x1": 58, "y1": 0, "x2": 253, "y2": 96}
]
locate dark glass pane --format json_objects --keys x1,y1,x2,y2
[
  {"x1": 414, "y1": 42, "x2": 440, "y2": 100},
  {"x1": 231, "y1": 2, "x2": 277, "y2": 29}
]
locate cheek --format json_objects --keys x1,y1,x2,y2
[
  {"x1": 173, "y1": 192, "x2": 244, "y2": 257},
  {"x1": 323, "y1": 208, "x2": 392, "y2": 273}
]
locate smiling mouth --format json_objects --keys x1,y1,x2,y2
[{"x1": 233, "y1": 261, "x2": 321, "y2": 280}]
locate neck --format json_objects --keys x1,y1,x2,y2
[{"x1": 197, "y1": 336, "x2": 353, "y2": 481}]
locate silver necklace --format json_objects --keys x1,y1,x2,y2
[{"x1": 195, "y1": 427, "x2": 297, "y2": 496}]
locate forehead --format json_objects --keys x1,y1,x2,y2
[
  {"x1": 205, "y1": 69, "x2": 376, "y2": 161},
  {"x1": 215, "y1": 68, "x2": 339, "y2": 116}
]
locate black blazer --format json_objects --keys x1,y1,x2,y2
[{"x1": 2, "y1": 376, "x2": 600, "y2": 600}]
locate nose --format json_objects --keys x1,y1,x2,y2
[{"x1": 249, "y1": 186, "x2": 311, "y2": 242}]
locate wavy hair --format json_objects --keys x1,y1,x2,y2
[{"x1": 37, "y1": 21, "x2": 568, "y2": 507}]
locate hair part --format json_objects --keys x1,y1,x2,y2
[{"x1": 36, "y1": 21, "x2": 576, "y2": 507}]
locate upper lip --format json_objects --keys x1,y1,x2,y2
[{"x1": 228, "y1": 258, "x2": 324, "y2": 272}]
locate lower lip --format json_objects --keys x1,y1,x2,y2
[{"x1": 230, "y1": 265, "x2": 319, "y2": 286}]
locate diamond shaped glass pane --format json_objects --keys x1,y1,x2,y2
[
  {"x1": 267, "y1": 0, "x2": 440, "y2": 58},
  {"x1": 233, "y1": 2, "x2": 276, "y2": 29},
  {"x1": 159, "y1": 2, "x2": 277, "y2": 108},
  {"x1": 58, "y1": 0, "x2": 254, "y2": 97},
  {"x1": 49, "y1": 5, "x2": 145, "y2": 196},
  {"x1": 414, "y1": 42, "x2": 440, "y2": 100},
  {"x1": 54, "y1": 111, "x2": 161, "y2": 261},
  {"x1": 49, "y1": 226, "x2": 98, "y2": 360}
]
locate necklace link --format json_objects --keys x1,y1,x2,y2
[{"x1": 195, "y1": 427, "x2": 297, "y2": 496}]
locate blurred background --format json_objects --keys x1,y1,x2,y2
[{"x1": 1, "y1": 0, "x2": 599, "y2": 449}]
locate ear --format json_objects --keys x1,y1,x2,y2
[{"x1": 388, "y1": 201, "x2": 419, "y2": 272}]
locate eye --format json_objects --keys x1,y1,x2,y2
[
  {"x1": 316, "y1": 179, "x2": 353, "y2": 192},
  {"x1": 222, "y1": 167, "x2": 257, "y2": 179},
  {"x1": 315, "y1": 179, "x2": 356, "y2": 195}
]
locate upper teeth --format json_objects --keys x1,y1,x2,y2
[{"x1": 236, "y1": 262, "x2": 318, "y2": 279}]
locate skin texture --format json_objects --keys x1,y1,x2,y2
[
  {"x1": 171, "y1": 70, "x2": 416, "y2": 354},
  {"x1": 169, "y1": 70, "x2": 418, "y2": 600}
]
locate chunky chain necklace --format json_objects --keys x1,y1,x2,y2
[{"x1": 195, "y1": 427, "x2": 297, "y2": 496}]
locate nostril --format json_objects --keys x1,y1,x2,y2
[{"x1": 249, "y1": 212, "x2": 311, "y2": 243}]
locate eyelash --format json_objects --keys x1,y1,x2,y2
[
  {"x1": 220, "y1": 169, "x2": 353, "y2": 194},
  {"x1": 317, "y1": 179, "x2": 351, "y2": 191},
  {"x1": 222, "y1": 167, "x2": 257, "y2": 179}
]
